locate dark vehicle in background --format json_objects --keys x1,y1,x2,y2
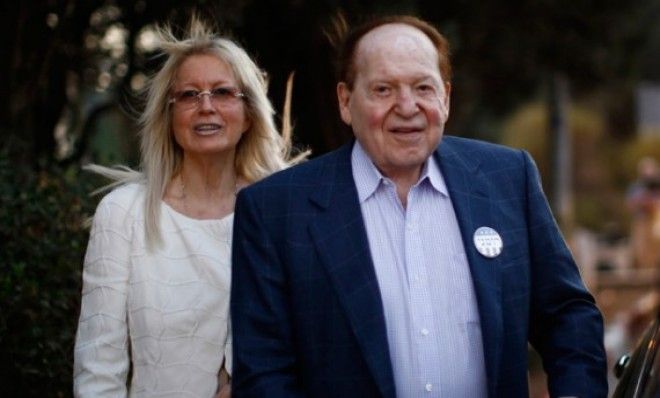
[{"x1": 612, "y1": 311, "x2": 659, "y2": 398}]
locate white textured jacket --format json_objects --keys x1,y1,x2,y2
[{"x1": 74, "y1": 183, "x2": 232, "y2": 397}]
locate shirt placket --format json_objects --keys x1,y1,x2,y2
[{"x1": 404, "y1": 185, "x2": 441, "y2": 396}]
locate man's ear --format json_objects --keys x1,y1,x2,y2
[
  {"x1": 337, "y1": 82, "x2": 352, "y2": 125},
  {"x1": 442, "y1": 82, "x2": 451, "y2": 122}
]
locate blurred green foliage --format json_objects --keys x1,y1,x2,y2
[
  {"x1": 621, "y1": 135, "x2": 660, "y2": 180},
  {"x1": 501, "y1": 101, "x2": 660, "y2": 231},
  {"x1": 0, "y1": 148, "x2": 100, "y2": 396}
]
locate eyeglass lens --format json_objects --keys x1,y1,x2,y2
[{"x1": 171, "y1": 87, "x2": 244, "y2": 108}]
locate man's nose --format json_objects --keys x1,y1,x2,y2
[{"x1": 394, "y1": 88, "x2": 419, "y2": 116}]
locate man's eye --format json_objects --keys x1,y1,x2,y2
[
  {"x1": 373, "y1": 86, "x2": 391, "y2": 96},
  {"x1": 179, "y1": 90, "x2": 200, "y2": 99},
  {"x1": 417, "y1": 85, "x2": 435, "y2": 94}
]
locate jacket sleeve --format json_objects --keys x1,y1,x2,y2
[
  {"x1": 522, "y1": 150, "x2": 608, "y2": 397},
  {"x1": 73, "y1": 196, "x2": 131, "y2": 397},
  {"x1": 230, "y1": 189, "x2": 304, "y2": 398}
]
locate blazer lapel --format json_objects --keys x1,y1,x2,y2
[
  {"x1": 436, "y1": 138, "x2": 503, "y2": 397},
  {"x1": 308, "y1": 143, "x2": 396, "y2": 398}
]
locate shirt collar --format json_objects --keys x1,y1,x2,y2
[
  {"x1": 351, "y1": 141, "x2": 382, "y2": 203},
  {"x1": 425, "y1": 150, "x2": 449, "y2": 197},
  {"x1": 351, "y1": 140, "x2": 449, "y2": 203}
]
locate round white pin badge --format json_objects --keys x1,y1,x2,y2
[{"x1": 473, "y1": 226, "x2": 503, "y2": 258}]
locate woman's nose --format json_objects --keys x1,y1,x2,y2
[{"x1": 198, "y1": 93, "x2": 216, "y2": 112}]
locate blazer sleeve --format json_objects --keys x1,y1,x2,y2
[
  {"x1": 522, "y1": 150, "x2": 608, "y2": 397},
  {"x1": 231, "y1": 189, "x2": 305, "y2": 398},
  {"x1": 73, "y1": 196, "x2": 131, "y2": 397}
]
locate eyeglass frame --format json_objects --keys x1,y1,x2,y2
[{"x1": 168, "y1": 87, "x2": 247, "y2": 109}]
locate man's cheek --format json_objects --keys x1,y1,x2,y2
[
  {"x1": 424, "y1": 108, "x2": 445, "y2": 125},
  {"x1": 367, "y1": 111, "x2": 386, "y2": 130}
]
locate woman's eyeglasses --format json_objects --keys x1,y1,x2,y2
[{"x1": 169, "y1": 87, "x2": 246, "y2": 110}]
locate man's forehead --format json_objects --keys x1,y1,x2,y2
[{"x1": 357, "y1": 23, "x2": 436, "y2": 57}]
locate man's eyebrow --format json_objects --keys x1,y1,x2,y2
[{"x1": 367, "y1": 75, "x2": 439, "y2": 84}]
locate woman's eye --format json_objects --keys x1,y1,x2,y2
[
  {"x1": 179, "y1": 90, "x2": 199, "y2": 99},
  {"x1": 211, "y1": 87, "x2": 233, "y2": 98}
]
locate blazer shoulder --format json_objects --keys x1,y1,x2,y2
[
  {"x1": 441, "y1": 135, "x2": 528, "y2": 169},
  {"x1": 243, "y1": 144, "x2": 351, "y2": 195},
  {"x1": 443, "y1": 135, "x2": 522, "y2": 157}
]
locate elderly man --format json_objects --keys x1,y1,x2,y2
[{"x1": 231, "y1": 15, "x2": 607, "y2": 398}]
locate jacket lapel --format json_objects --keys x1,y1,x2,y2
[
  {"x1": 308, "y1": 143, "x2": 396, "y2": 398},
  {"x1": 436, "y1": 138, "x2": 503, "y2": 397}
]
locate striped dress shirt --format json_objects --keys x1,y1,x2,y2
[{"x1": 351, "y1": 141, "x2": 488, "y2": 397}]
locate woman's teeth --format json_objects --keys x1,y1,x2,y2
[{"x1": 194, "y1": 124, "x2": 222, "y2": 135}]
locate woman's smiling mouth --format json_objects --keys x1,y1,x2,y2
[{"x1": 193, "y1": 123, "x2": 223, "y2": 135}]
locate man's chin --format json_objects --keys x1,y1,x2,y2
[{"x1": 377, "y1": 155, "x2": 430, "y2": 177}]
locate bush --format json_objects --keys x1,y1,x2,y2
[{"x1": 0, "y1": 149, "x2": 99, "y2": 396}]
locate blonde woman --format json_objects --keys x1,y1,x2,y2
[{"x1": 73, "y1": 17, "x2": 305, "y2": 397}]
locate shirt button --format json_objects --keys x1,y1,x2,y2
[
  {"x1": 421, "y1": 328, "x2": 429, "y2": 336},
  {"x1": 425, "y1": 383, "x2": 433, "y2": 392}
]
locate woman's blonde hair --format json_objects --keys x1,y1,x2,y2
[{"x1": 88, "y1": 16, "x2": 306, "y2": 248}]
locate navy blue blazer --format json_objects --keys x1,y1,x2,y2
[{"x1": 231, "y1": 136, "x2": 608, "y2": 397}]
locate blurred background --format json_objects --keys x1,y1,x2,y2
[{"x1": 1, "y1": 0, "x2": 658, "y2": 396}]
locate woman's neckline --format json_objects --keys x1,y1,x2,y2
[{"x1": 161, "y1": 200, "x2": 234, "y2": 224}]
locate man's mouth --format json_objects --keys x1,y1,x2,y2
[{"x1": 389, "y1": 126, "x2": 424, "y2": 134}]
